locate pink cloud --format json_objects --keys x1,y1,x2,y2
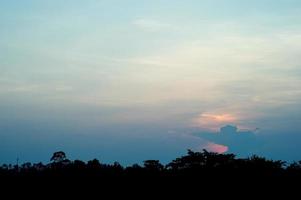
[{"x1": 206, "y1": 142, "x2": 229, "y2": 154}]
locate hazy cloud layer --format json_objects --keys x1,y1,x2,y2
[{"x1": 0, "y1": 0, "x2": 301, "y2": 163}]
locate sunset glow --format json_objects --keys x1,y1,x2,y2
[
  {"x1": 194, "y1": 113, "x2": 237, "y2": 131},
  {"x1": 0, "y1": 0, "x2": 301, "y2": 164},
  {"x1": 206, "y1": 142, "x2": 229, "y2": 154},
  {"x1": 202, "y1": 114, "x2": 236, "y2": 123}
]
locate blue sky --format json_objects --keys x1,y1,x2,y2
[{"x1": 0, "y1": 0, "x2": 301, "y2": 165}]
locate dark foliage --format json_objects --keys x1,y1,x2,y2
[
  {"x1": 1, "y1": 150, "x2": 299, "y2": 178},
  {"x1": 0, "y1": 150, "x2": 300, "y2": 196}
]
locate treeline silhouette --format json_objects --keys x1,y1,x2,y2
[
  {"x1": 1, "y1": 150, "x2": 301, "y2": 179},
  {"x1": 1, "y1": 150, "x2": 301, "y2": 197}
]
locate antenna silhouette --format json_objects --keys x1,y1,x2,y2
[{"x1": 16, "y1": 157, "x2": 19, "y2": 172}]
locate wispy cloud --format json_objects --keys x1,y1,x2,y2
[
  {"x1": 0, "y1": 80, "x2": 73, "y2": 94},
  {"x1": 132, "y1": 18, "x2": 174, "y2": 32}
]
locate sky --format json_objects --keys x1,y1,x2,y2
[{"x1": 0, "y1": 0, "x2": 301, "y2": 165}]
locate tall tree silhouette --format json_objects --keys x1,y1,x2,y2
[{"x1": 50, "y1": 151, "x2": 67, "y2": 163}]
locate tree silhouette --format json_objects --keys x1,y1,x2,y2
[
  {"x1": 288, "y1": 161, "x2": 301, "y2": 170},
  {"x1": 87, "y1": 159, "x2": 101, "y2": 169},
  {"x1": 0, "y1": 149, "x2": 300, "y2": 187},
  {"x1": 166, "y1": 149, "x2": 207, "y2": 170},
  {"x1": 50, "y1": 151, "x2": 67, "y2": 163},
  {"x1": 143, "y1": 160, "x2": 164, "y2": 171}
]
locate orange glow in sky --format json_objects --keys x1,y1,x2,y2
[
  {"x1": 194, "y1": 113, "x2": 237, "y2": 131},
  {"x1": 201, "y1": 113, "x2": 236, "y2": 122}
]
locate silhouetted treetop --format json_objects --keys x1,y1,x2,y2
[
  {"x1": 0, "y1": 149, "x2": 300, "y2": 181},
  {"x1": 50, "y1": 151, "x2": 67, "y2": 163},
  {"x1": 143, "y1": 160, "x2": 164, "y2": 171}
]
